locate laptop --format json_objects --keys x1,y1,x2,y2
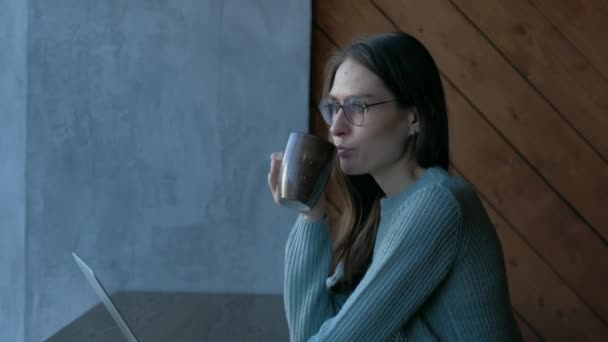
[{"x1": 72, "y1": 252, "x2": 140, "y2": 342}]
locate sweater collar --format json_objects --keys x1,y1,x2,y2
[{"x1": 379, "y1": 166, "x2": 444, "y2": 220}]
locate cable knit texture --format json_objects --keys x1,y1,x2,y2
[{"x1": 283, "y1": 167, "x2": 522, "y2": 341}]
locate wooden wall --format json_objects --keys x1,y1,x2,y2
[{"x1": 308, "y1": 1, "x2": 608, "y2": 341}]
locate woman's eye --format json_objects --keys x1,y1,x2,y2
[
  {"x1": 351, "y1": 102, "x2": 365, "y2": 111},
  {"x1": 322, "y1": 103, "x2": 335, "y2": 112}
]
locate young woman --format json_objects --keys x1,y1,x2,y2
[{"x1": 268, "y1": 32, "x2": 522, "y2": 341}]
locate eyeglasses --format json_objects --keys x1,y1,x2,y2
[{"x1": 318, "y1": 97, "x2": 396, "y2": 126}]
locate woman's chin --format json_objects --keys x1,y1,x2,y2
[{"x1": 339, "y1": 162, "x2": 366, "y2": 176}]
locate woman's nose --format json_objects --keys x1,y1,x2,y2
[{"x1": 329, "y1": 109, "x2": 351, "y2": 137}]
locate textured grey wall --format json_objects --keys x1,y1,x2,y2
[
  {"x1": 21, "y1": 0, "x2": 310, "y2": 340},
  {"x1": 0, "y1": 0, "x2": 27, "y2": 341}
]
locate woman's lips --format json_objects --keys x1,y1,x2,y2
[{"x1": 337, "y1": 147, "x2": 354, "y2": 157}]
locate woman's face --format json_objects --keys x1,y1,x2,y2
[{"x1": 327, "y1": 58, "x2": 415, "y2": 176}]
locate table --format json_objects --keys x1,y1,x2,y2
[{"x1": 47, "y1": 291, "x2": 289, "y2": 341}]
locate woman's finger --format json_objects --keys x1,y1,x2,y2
[{"x1": 268, "y1": 152, "x2": 283, "y2": 204}]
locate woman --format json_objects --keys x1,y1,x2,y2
[{"x1": 268, "y1": 32, "x2": 522, "y2": 341}]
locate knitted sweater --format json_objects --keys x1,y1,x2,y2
[{"x1": 283, "y1": 166, "x2": 522, "y2": 341}]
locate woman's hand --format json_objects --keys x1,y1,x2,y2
[{"x1": 268, "y1": 151, "x2": 327, "y2": 222}]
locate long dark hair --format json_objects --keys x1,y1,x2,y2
[{"x1": 322, "y1": 32, "x2": 449, "y2": 292}]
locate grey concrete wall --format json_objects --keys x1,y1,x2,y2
[
  {"x1": 0, "y1": 0, "x2": 27, "y2": 341},
  {"x1": 22, "y1": 0, "x2": 310, "y2": 340}
]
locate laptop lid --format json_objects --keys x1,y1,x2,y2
[{"x1": 72, "y1": 252, "x2": 140, "y2": 342}]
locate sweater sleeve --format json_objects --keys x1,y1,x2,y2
[
  {"x1": 283, "y1": 214, "x2": 336, "y2": 342},
  {"x1": 309, "y1": 186, "x2": 463, "y2": 341}
]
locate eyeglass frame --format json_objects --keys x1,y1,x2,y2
[{"x1": 318, "y1": 96, "x2": 397, "y2": 126}]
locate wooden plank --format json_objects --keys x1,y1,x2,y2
[
  {"x1": 453, "y1": 168, "x2": 607, "y2": 341},
  {"x1": 312, "y1": 0, "x2": 608, "y2": 325},
  {"x1": 486, "y1": 196, "x2": 608, "y2": 341},
  {"x1": 309, "y1": 27, "x2": 333, "y2": 137},
  {"x1": 373, "y1": 0, "x2": 608, "y2": 255},
  {"x1": 316, "y1": 1, "x2": 395, "y2": 45},
  {"x1": 374, "y1": 0, "x2": 608, "y2": 240},
  {"x1": 449, "y1": 172, "x2": 541, "y2": 340},
  {"x1": 454, "y1": 171, "x2": 608, "y2": 341},
  {"x1": 444, "y1": 75, "x2": 608, "y2": 326},
  {"x1": 310, "y1": 26, "x2": 337, "y2": 109},
  {"x1": 451, "y1": 171, "x2": 543, "y2": 341},
  {"x1": 529, "y1": 0, "x2": 608, "y2": 80},
  {"x1": 450, "y1": 0, "x2": 608, "y2": 160},
  {"x1": 516, "y1": 316, "x2": 543, "y2": 342},
  {"x1": 310, "y1": 101, "x2": 327, "y2": 138}
]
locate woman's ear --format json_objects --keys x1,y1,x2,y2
[{"x1": 407, "y1": 110, "x2": 420, "y2": 136}]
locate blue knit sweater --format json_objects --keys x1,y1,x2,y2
[{"x1": 283, "y1": 166, "x2": 522, "y2": 341}]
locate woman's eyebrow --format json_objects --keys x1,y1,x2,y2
[
  {"x1": 354, "y1": 93, "x2": 376, "y2": 99},
  {"x1": 348, "y1": 93, "x2": 378, "y2": 101},
  {"x1": 328, "y1": 93, "x2": 376, "y2": 100}
]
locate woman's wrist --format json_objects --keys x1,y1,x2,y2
[
  {"x1": 300, "y1": 194, "x2": 327, "y2": 222},
  {"x1": 300, "y1": 211, "x2": 327, "y2": 222}
]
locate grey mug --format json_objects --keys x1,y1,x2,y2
[{"x1": 277, "y1": 132, "x2": 336, "y2": 211}]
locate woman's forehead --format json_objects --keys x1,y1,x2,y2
[{"x1": 329, "y1": 59, "x2": 388, "y2": 99}]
